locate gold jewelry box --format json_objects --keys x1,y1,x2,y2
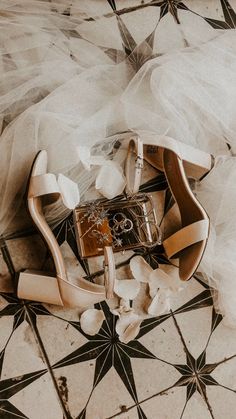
[{"x1": 73, "y1": 194, "x2": 161, "y2": 258}]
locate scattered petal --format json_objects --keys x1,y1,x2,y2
[
  {"x1": 130, "y1": 256, "x2": 153, "y2": 283},
  {"x1": 80, "y1": 308, "x2": 105, "y2": 335},
  {"x1": 95, "y1": 161, "x2": 126, "y2": 199},
  {"x1": 111, "y1": 299, "x2": 132, "y2": 317},
  {"x1": 58, "y1": 174, "x2": 80, "y2": 209},
  {"x1": 116, "y1": 311, "x2": 141, "y2": 343},
  {"x1": 119, "y1": 320, "x2": 142, "y2": 344},
  {"x1": 77, "y1": 146, "x2": 91, "y2": 170},
  {"x1": 149, "y1": 268, "x2": 171, "y2": 298},
  {"x1": 114, "y1": 279, "x2": 140, "y2": 300},
  {"x1": 120, "y1": 298, "x2": 131, "y2": 311},
  {"x1": 77, "y1": 146, "x2": 107, "y2": 169},
  {"x1": 148, "y1": 291, "x2": 171, "y2": 316},
  {"x1": 159, "y1": 264, "x2": 187, "y2": 292}
]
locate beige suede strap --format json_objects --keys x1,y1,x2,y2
[
  {"x1": 28, "y1": 173, "x2": 60, "y2": 198},
  {"x1": 104, "y1": 246, "x2": 116, "y2": 299},
  {"x1": 28, "y1": 173, "x2": 80, "y2": 209},
  {"x1": 125, "y1": 135, "x2": 143, "y2": 195},
  {"x1": 142, "y1": 133, "x2": 212, "y2": 172},
  {"x1": 163, "y1": 219, "x2": 209, "y2": 259}
]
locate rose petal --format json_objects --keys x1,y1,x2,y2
[
  {"x1": 159, "y1": 264, "x2": 187, "y2": 292},
  {"x1": 95, "y1": 161, "x2": 126, "y2": 199},
  {"x1": 120, "y1": 298, "x2": 131, "y2": 311},
  {"x1": 148, "y1": 269, "x2": 171, "y2": 298},
  {"x1": 77, "y1": 146, "x2": 91, "y2": 170},
  {"x1": 80, "y1": 309, "x2": 105, "y2": 335},
  {"x1": 77, "y1": 146, "x2": 107, "y2": 169},
  {"x1": 130, "y1": 256, "x2": 153, "y2": 283},
  {"x1": 150, "y1": 268, "x2": 171, "y2": 288},
  {"x1": 116, "y1": 311, "x2": 141, "y2": 343},
  {"x1": 114, "y1": 279, "x2": 140, "y2": 300},
  {"x1": 58, "y1": 174, "x2": 80, "y2": 209},
  {"x1": 110, "y1": 299, "x2": 131, "y2": 317},
  {"x1": 119, "y1": 320, "x2": 142, "y2": 344},
  {"x1": 148, "y1": 291, "x2": 171, "y2": 316}
]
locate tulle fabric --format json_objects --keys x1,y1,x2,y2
[
  {"x1": 122, "y1": 30, "x2": 236, "y2": 155},
  {"x1": 1, "y1": 1, "x2": 236, "y2": 325}
]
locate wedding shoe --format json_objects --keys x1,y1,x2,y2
[
  {"x1": 17, "y1": 150, "x2": 115, "y2": 307},
  {"x1": 125, "y1": 134, "x2": 213, "y2": 281}
]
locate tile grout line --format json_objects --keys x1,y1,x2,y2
[{"x1": 25, "y1": 305, "x2": 72, "y2": 419}]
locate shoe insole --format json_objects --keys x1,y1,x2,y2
[{"x1": 162, "y1": 149, "x2": 209, "y2": 281}]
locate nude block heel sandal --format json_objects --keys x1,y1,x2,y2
[
  {"x1": 17, "y1": 150, "x2": 115, "y2": 308},
  {"x1": 125, "y1": 134, "x2": 214, "y2": 281}
]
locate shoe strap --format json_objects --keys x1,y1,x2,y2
[
  {"x1": 104, "y1": 246, "x2": 116, "y2": 299},
  {"x1": 28, "y1": 173, "x2": 60, "y2": 198},
  {"x1": 28, "y1": 173, "x2": 80, "y2": 209},
  {"x1": 163, "y1": 219, "x2": 209, "y2": 259},
  {"x1": 142, "y1": 133, "x2": 212, "y2": 172},
  {"x1": 124, "y1": 133, "x2": 212, "y2": 195},
  {"x1": 125, "y1": 135, "x2": 143, "y2": 195}
]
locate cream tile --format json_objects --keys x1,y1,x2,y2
[
  {"x1": 139, "y1": 316, "x2": 186, "y2": 365},
  {"x1": 182, "y1": 392, "x2": 212, "y2": 419},
  {"x1": 186, "y1": 0, "x2": 224, "y2": 19},
  {"x1": 131, "y1": 358, "x2": 179, "y2": 400},
  {"x1": 207, "y1": 386, "x2": 236, "y2": 419},
  {"x1": 206, "y1": 321, "x2": 236, "y2": 362},
  {"x1": 1, "y1": 320, "x2": 46, "y2": 379},
  {"x1": 0, "y1": 316, "x2": 14, "y2": 353},
  {"x1": 52, "y1": 362, "x2": 136, "y2": 419},
  {"x1": 86, "y1": 368, "x2": 135, "y2": 419},
  {"x1": 36, "y1": 315, "x2": 87, "y2": 364},
  {"x1": 121, "y1": 387, "x2": 187, "y2": 419},
  {"x1": 10, "y1": 372, "x2": 63, "y2": 419},
  {"x1": 53, "y1": 361, "x2": 95, "y2": 418},
  {"x1": 212, "y1": 358, "x2": 236, "y2": 390},
  {"x1": 111, "y1": 410, "x2": 138, "y2": 419},
  {"x1": 173, "y1": 306, "x2": 212, "y2": 358},
  {"x1": 170, "y1": 277, "x2": 208, "y2": 312}
]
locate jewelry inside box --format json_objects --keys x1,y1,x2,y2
[{"x1": 74, "y1": 194, "x2": 162, "y2": 258}]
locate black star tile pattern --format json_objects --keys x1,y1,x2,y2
[{"x1": 1, "y1": 0, "x2": 236, "y2": 418}]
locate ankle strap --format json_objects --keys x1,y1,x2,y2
[
  {"x1": 104, "y1": 246, "x2": 115, "y2": 299},
  {"x1": 125, "y1": 135, "x2": 143, "y2": 195},
  {"x1": 141, "y1": 133, "x2": 212, "y2": 173}
]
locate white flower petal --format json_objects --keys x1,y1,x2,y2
[
  {"x1": 110, "y1": 299, "x2": 131, "y2": 317},
  {"x1": 159, "y1": 264, "x2": 187, "y2": 292},
  {"x1": 114, "y1": 279, "x2": 140, "y2": 300},
  {"x1": 148, "y1": 291, "x2": 171, "y2": 316},
  {"x1": 116, "y1": 311, "x2": 141, "y2": 343},
  {"x1": 95, "y1": 161, "x2": 126, "y2": 199},
  {"x1": 77, "y1": 146, "x2": 91, "y2": 170},
  {"x1": 149, "y1": 268, "x2": 171, "y2": 289},
  {"x1": 80, "y1": 309, "x2": 105, "y2": 335},
  {"x1": 130, "y1": 256, "x2": 153, "y2": 283},
  {"x1": 120, "y1": 298, "x2": 131, "y2": 311},
  {"x1": 58, "y1": 174, "x2": 80, "y2": 209},
  {"x1": 119, "y1": 320, "x2": 142, "y2": 344}
]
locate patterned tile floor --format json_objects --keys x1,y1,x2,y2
[{"x1": 1, "y1": 1, "x2": 236, "y2": 418}]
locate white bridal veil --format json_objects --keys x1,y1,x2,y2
[{"x1": 1, "y1": 1, "x2": 236, "y2": 325}]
